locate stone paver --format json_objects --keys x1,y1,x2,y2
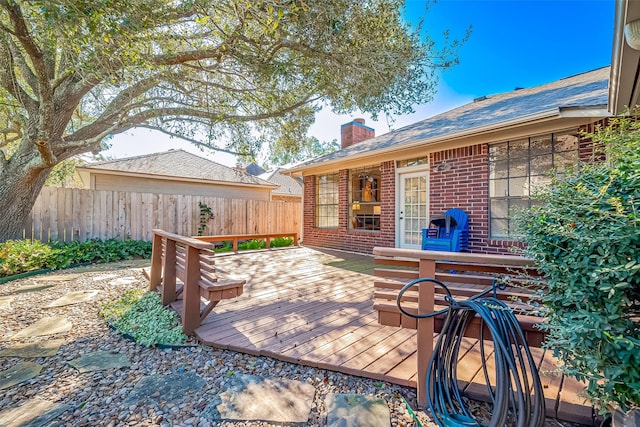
[
  {"x1": 0, "y1": 295, "x2": 13, "y2": 308},
  {"x1": 68, "y1": 350, "x2": 131, "y2": 373},
  {"x1": 0, "y1": 339, "x2": 65, "y2": 358},
  {"x1": 324, "y1": 394, "x2": 391, "y2": 427},
  {"x1": 46, "y1": 290, "x2": 99, "y2": 307},
  {"x1": 0, "y1": 362, "x2": 43, "y2": 390},
  {"x1": 11, "y1": 316, "x2": 72, "y2": 339},
  {"x1": 33, "y1": 273, "x2": 81, "y2": 282},
  {"x1": 92, "y1": 273, "x2": 119, "y2": 282},
  {"x1": 123, "y1": 372, "x2": 206, "y2": 406},
  {"x1": 12, "y1": 283, "x2": 55, "y2": 294},
  {"x1": 201, "y1": 374, "x2": 315, "y2": 424},
  {"x1": 109, "y1": 277, "x2": 138, "y2": 286},
  {"x1": 0, "y1": 399, "x2": 73, "y2": 427}
]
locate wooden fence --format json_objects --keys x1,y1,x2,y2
[{"x1": 18, "y1": 187, "x2": 301, "y2": 243}]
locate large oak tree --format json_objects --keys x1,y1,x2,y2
[{"x1": 0, "y1": 0, "x2": 464, "y2": 240}]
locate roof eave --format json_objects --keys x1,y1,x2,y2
[
  {"x1": 609, "y1": 0, "x2": 640, "y2": 115},
  {"x1": 288, "y1": 108, "x2": 563, "y2": 174},
  {"x1": 289, "y1": 106, "x2": 611, "y2": 176},
  {"x1": 75, "y1": 167, "x2": 278, "y2": 189}
]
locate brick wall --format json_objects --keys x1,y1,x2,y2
[
  {"x1": 341, "y1": 119, "x2": 375, "y2": 149},
  {"x1": 579, "y1": 121, "x2": 607, "y2": 162},
  {"x1": 302, "y1": 161, "x2": 395, "y2": 254},
  {"x1": 429, "y1": 144, "x2": 513, "y2": 254},
  {"x1": 304, "y1": 127, "x2": 605, "y2": 256}
]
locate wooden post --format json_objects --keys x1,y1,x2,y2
[
  {"x1": 149, "y1": 232, "x2": 163, "y2": 291},
  {"x1": 182, "y1": 245, "x2": 202, "y2": 335},
  {"x1": 161, "y1": 239, "x2": 177, "y2": 305},
  {"x1": 266, "y1": 236, "x2": 271, "y2": 249},
  {"x1": 417, "y1": 257, "x2": 436, "y2": 408},
  {"x1": 232, "y1": 238, "x2": 238, "y2": 252}
]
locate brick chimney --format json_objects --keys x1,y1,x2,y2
[{"x1": 341, "y1": 118, "x2": 375, "y2": 149}]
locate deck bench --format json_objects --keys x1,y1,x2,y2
[
  {"x1": 149, "y1": 229, "x2": 245, "y2": 335},
  {"x1": 372, "y1": 247, "x2": 545, "y2": 409}
]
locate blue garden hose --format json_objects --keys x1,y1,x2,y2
[{"x1": 397, "y1": 278, "x2": 545, "y2": 427}]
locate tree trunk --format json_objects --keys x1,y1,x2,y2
[{"x1": 0, "y1": 148, "x2": 51, "y2": 242}]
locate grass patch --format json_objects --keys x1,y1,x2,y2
[{"x1": 100, "y1": 289, "x2": 187, "y2": 347}]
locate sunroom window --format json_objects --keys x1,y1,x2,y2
[
  {"x1": 349, "y1": 166, "x2": 381, "y2": 231},
  {"x1": 489, "y1": 133, "x2": 579, "y2": 239},
  {"x1": 316, "y1": 173, "x2": 339, "y2": 228}
]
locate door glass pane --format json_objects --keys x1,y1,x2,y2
[{"x1": 401, "y1": 173, "x2": 428, "y2": 248}]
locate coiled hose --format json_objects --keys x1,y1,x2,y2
[{"x1": 396, "y1": 278, "x2": 545, "y2": 427}]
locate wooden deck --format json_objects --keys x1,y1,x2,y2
[{"x1": 176, "y1": 246, "x2": 593, "y2": 425}]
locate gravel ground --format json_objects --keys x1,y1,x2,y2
[{"x1": 0, "y1": 262, "x2": 586, "y2": 427}]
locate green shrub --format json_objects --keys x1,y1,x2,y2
[
  {"x1": 100, "y1": 290, "x2": 187, "y2": 347},
  {"x1": 0, "y1": 240, "x2": 58, "y2": 276},
  {"x1": 0, "y1": 238, "x2": 152, "y2": 278},
  {"x1": 214, "y1": 241, "x2": 233, "y2": 253},
  {"x1": 515, "y1": 114, "x2": 640, "y2": 413},
  {"x1": 271, "y1": 237, "x2": 294, "y2": 248},
  {"x1": 237, "y1": 239, "x2": 266, "y2": 250}
]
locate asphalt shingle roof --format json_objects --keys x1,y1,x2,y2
[
  {"x1": 82, "y1": 149, "x2": 273, "y2": 187},
  {"x1": 258, "y1": 169, "x2": 303, "y2": 196},
  {"x1": 294, "y1": 67, "x2": 610, "y2": 169}
]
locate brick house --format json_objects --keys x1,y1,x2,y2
[{"x1": 289, "y1": 68, "x2": 615, "y2": 254}]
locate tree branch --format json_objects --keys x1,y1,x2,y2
[
  {"x1": 152, "y1": 49, "x2": 225, "y2": 65},
  {"x1": 123, "y1": 94, "x2": 319, "y2": 126},
  {"x1": 6, "y1": 36, "x2": 38, "y2": 94},
  {"x1": 137, "y1": 125, "x2": 250, "y2": 156},
  {"x1": 0, "y1": 120, "x2": 22, "y2": 147},
  {"x1": 1, "y1": 1, "x2": 55, "y2": 137},
  {"x1": 0, "y1": 34, "x2": 38, "y2": 113},
  {"x1": 34, "y1": 138, "x2": 57, "y2": 167}
]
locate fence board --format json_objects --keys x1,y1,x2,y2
[{"x1": 20, "y1": 187, "x2": 301, "y2": 243}]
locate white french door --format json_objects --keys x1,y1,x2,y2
[{"x1": 398, "y1": 171, "x2": 429, "y2": 249}]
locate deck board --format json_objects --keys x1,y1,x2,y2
[{"x1": 183, "y1": 246, "x2": 594, "y2": 425}]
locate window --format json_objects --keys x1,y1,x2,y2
[
  {"x1": 489, "y1": 133, "x2": 579, "y2": 239},
  {"x1": 349, "y1": 166, "x2": 381, "y2": 231},
  {"x1": 397, "y1": 156, "x2": 429, "y2": 168},
  {"x1": 316, "y1": 173, "x2": 339, "y2": 228}
]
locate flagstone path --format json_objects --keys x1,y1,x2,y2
[
  {"x1": 0, "y1": 255, "x2": 589, "y2": 426},
  {"x1": 0, "y1": 262, "x2": 412, "y2": 426}
]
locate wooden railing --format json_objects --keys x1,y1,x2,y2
[
  {"x1": 150, "y1": 229, "x2": 245, "y2": 334},
  {"x1": 195, "y1": 232, "x2": 299, "y2": 252},
  {"x1": 372, "y1": 247, "x2": 542, "y2": 408}
]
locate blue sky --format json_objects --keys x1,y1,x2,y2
[{"x1": 104, "y1": 0, "x2": 615, "y2": 166}]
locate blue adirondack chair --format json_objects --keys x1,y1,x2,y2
[{"x1": 421, "y1": 208, "x2": 469, "y2": 252}]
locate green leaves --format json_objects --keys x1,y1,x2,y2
[
  {"x1": 100, "y1": 290, "x2": 188, "y2": 347},
  {"x1": 0, "y1": 238, "x2": 152, "y2": 278},
  {"x1": 514, "y1": 114, "x2": 640, "y2": 414}
]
